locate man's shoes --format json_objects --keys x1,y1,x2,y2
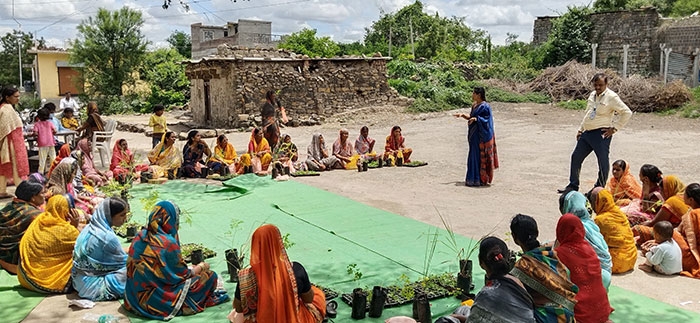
[{"x1": 557, "y1": 187, "x2": 577, "y2": 194}]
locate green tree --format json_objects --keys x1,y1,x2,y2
[
  {"x1": 70, "y1": 7, "x2": 149, "y2": 97},
  {"x1": 670, "y1": 0, "x2": 700, "y2": 16},
  {"x1": 138, "y1": 48, "x2": 190, "y2": 111},
  {"x1": 594, "y1": 0, "x2": 685, "y2": 16},
  {"x1": 337, "y1": 41, "x2": 369, "y2": 56},
  {"x1": 537, "y1": 6, "x2": 593, "y2": 68},
  {"x1": 166, "y1": 30, "x2": 191, "y2": 58},
  {"x1": 0, "y1": 31, "x2": 45, "y2": 88},
  {"x1": 278, "y1": 28, "x2": 339, "y2": 58}
]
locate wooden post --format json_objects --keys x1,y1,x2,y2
[
  {"x1": 388, "y1": 24, "x2": 392, "y2": 58},
  {"x1": 591, "y1": 43, "x2": 598, "y2": 67},
  {"x1": 623, "y1": 45, "x2": 630, "y2": 78},
  {"x1": 409, "y1": 16, "x2": 415, "y2": 59}
]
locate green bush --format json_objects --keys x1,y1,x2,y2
[
  {"x1": 18, "y1": 94, "x2": 42, "y2": 111},
  {"x1": 557, "y1": 100, "x2": 587, "y2": 110},
  {"x1": 680, "y1": 86, "x2": 700, "y2": 118}
]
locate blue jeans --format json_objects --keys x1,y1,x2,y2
[
  {"x1": 152, "y1": 134, "x2": 162, "y2": 148},
  {"x1": 567, "y1": 128, "x2": 611, "y2": 191}
]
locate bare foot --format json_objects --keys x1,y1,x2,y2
[{"x1": 638, "y1": 263, "x2": 652, "y2": 273}]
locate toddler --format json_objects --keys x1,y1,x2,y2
[{"x1": 639, "y1": 220, "x2": 682, "y2": 275}]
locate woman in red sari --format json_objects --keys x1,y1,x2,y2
[
  {"x1": 384, "y1": 126, "x2": 412, "y2": 166},
  {"x1": 0, "y1": 87, "x2": 29, "y2": 198},
  {"x1": 555, "y1": 213, "x2": 613, "y2": 323},
  {"x1": 110, "y1": 139, "x2": 148, "y2": 183},
  {"x1": 230, "y1": 224, "x2": 325, "y2": 323}
]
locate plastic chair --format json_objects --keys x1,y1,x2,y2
[{"x1": 92, "y1": 119, "x2": 116, "y2": 167}]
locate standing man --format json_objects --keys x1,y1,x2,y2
[
  {"x1": 59, "y1": 92, "x2": 79, "y2": 114},
  {"x1": 558, "y1": 73, "x2": 632, "y2": 193},
  {"x1": 260, "y1": 90, "x2": 288, "y2": 150}
]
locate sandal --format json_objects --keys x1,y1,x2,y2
[{"x1": 326, "y1": 300, "x2": 337, "y2": 319}]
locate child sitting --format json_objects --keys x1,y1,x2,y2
[
  {"x1": 639, "y1": 220, "x2": 682, "y2": 275},
  {"x1": 61, "y1": 107, "x2": 80, "y2": 131}
]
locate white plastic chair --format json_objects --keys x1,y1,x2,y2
[{"x1": 92, "y1": 119, "x2": 116, "y2": 167}]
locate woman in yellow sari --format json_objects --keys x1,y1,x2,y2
[
  {"x1": 589, "y1": 187, "x2": 638, "y2": 274},
  {"x1": 147, "y1": 132, "x2": 182, "y2": 179},
  {"x1": 18, "y1": 195, "x2": 80, "y2": 293},
  {"x1": 239, "y1": 128, "x2": 272, "y2": 174},
  {"x1": 207, "y1": 134, "x2": 240, "y2": 175},
  {"x1": 633, "y1": 175, "x2": 691, "y2": 243}
]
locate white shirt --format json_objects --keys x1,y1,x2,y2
[
  {"x1": 59, "y1": 97, "x2": 79, "y2": 112},
  {"x1": 646, "y1": 239, "x2": 682, "y2": 275},
  {"x1": 578, "y1": 88, "x2": 632, "y2": 132}
]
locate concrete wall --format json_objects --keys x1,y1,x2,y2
[
  {"x1": 186, "y1": 50, "x2": 402, "y2": 128},
  {"x1": 191, "y1": 20, "x2": 277, "y2": 59},
  {"x1": 31, "y1": 51, "x2": 70, "y2": 99}
]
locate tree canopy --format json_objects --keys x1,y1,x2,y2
[
  {"x1": 167, "y1": 30, "x2": 192, "y2": 58},
  {"x1": 535, "y1": 6, "x2": 593, "y2": 69},
  {"x1": 70, "y1": 7, "x2": 150, "y2": 97},
  {"x1": 594, "y1": 0, "x2": 699, "y2": 17},
  {"x1": 278, "y1": 28, "x2": 339, "y2": 58},
  {"x1": 0, "y1": 31, "x2": 44, "y2": 88}
]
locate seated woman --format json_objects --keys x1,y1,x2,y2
[
  {"x1": 605, "y1": 159, "x2": 642, "y2": 207},
  {"x1": 110, "y1": 139, "x2": 148, "y2": 183},
  {"x1": 147, "y1": 131, "x2": 182, "y2": 179},
  {"x1": 182, "y1": 130, "x2": 212, "y2": 178},
  {"x1": 273, "y1": 134, "x2": 301, "y2": 173},
  {"x1": 76, "y1": 101, "x2": 104, "y2": 140},
  {"x1": 555, "y1": 213, "x2": 613, "y2": 323},
  {"x1": 509, "y1": 214, "x2": 577, "y2": 323},
  {"x1": 332, "y1": 129, "x2": 360, "y2": 169},
  {"x1": 208, "y1": 135, "x2": 240, "y2": 176},
  {"x1": 125, "y1": 201, "x2": 228, "y2": 319},
  {"x1": 0, "y1": 181, "x2": 44, "y2": 274},
  {"x1": 47, "y1": 162, "x2": 93, "y2": 216},
  {"x1": 633, "y1": 175, "x2": 691, "y2": 243},
  {"x1": 466, "y1": 236, "x2": 535, "y2": 322},
  {"x1": 239, "y1": 128, "x2": 272, "y2": 174},
  {"x1": 559, "y1": 191, "x2": 613, "y2": 286},
  {"x1": 384, "y1": 126, "x2": 412, "y2": 166},
  {"x1": 672, "y1": 183, "x2": 700, "y2": 278},
  {"x1": 77, "y1": 138, "x2": 112, "y2": 187},
  {"x1": 305, "y1": 133, "x2": 340, "y2": 171},
  {"x1": 589, "y1": 187, "x2": 638, "y2": 274},
  {"x1": 230, "y1": 224, "x2": 326, "y2": 323},
  {"x1": 72, "y1": 198, "x2": 129, "y2": 301},
  {"x1": 354, "y1": 126, "x2": 378, "y2": 161},
  {"x1": 622, "y1": 164, "x2": 664, "y2": 226},
  {"x1": 48, "y1": 144, "x2": 72, "y2": 178},
  {"x1": 18, "y1": 195, "x2": 80, "y2": 293}
]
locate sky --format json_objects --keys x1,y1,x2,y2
[{"x1": 0, "y1": 0, "x2": 592, "y2": 50}]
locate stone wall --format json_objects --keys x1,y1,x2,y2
[
  {"x1": 657, "y1": 16, "x2": 700, "y2": 55},
  {"x1": 185, "y1": 47, "x2": 406, "y2": 128},
  {"x1": 532, "y1": 16, "x2": 555, "y2": 46},
  {"x1": 589, "y1": 8, "x2": 659, "y2": 74}
]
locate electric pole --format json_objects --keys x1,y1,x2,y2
[{"x1": 12, "y1": 0, "x2": 23, "y2": 90}]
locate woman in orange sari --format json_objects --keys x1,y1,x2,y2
[
  {"x1": 229, "y1": 224, "x2": 325, "y2": 323},
  {"x1": 239, "y1": 128, "x2": 272, "y2": 174},
  {"x1": 605, "y1": 159, "x2": 642, "y2": 207},
  {"x1": 48, "y1": 144, "x2": 72, "y2": 178},
  {"x1": 633, "y1": 175, "x2": 691, "y2": 243},
  {"x1": 384, "y1": 126, "x2": 412, "y2": 166},
  {"x1": 672, "y1": 183, "x2": 700, "y2": 278},
  {"x1": 110, "y1": 139, "x2": 148, "y2": 183}
]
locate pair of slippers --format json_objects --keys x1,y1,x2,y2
[{"x1": 322, "y1": 300, "x2": 337, "y2": 322}]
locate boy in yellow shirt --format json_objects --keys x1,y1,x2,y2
[
  {"x1": 148, "y1": 104, "x2": 168, "y2": 148},
  {"x1": 61, "y1": 108, "x2": 80, "y2": 131}
]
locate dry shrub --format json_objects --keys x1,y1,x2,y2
[{"x1": 528, "y1": 60, "x2": 692, "y2": 112}]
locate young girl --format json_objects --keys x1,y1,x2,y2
[
  {"x1": 605, "y1": 159, "x2": 642, "y2": 206},
  {"x1": 33, "y1": 108, "x2": 57, "y2": 175},
  {"x1": 622, "y1": 164, "x2": 664, "y2": 226}
]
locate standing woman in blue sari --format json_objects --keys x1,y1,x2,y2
[
  {"x1": 72, "y1": 197, "x2": 129, "y2": 301},
  {"x1": 455, "y1": 87, "x2": 498, "y2": 187}
]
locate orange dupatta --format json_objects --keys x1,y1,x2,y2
[
  {"x1": 675, "y1": 209, "x2": 700, "y2": 278},
  {"x1": 48, "y1": 144, "x2": 72, "y2": 178},
  {"x1": 605, "y1": 161, "x2": 642, "y2": 205}
]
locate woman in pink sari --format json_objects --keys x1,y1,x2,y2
[
  {"x1": 0, "y1": 88, "x2": 29, "y2": 198},
  {"x1": 110, "y1": 139, "x2": 148, "y2": 183},
  {"x1": 77, "y1": 138, "x2": 112, "y2": 187}
]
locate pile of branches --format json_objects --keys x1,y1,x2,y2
[{"x1": 528, "y1": 60, "x2": 691, "y2": 112}]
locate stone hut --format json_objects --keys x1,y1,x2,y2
[{"x1": 184, "y1": 46, "x2": 405, "y2": 128}]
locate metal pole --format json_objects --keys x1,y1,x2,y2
[
  {"x1": 693, "y1": 48, "x2": 700, "y2": 88},
  {"x1": 659, "y1": 43, "x2": 666, "y2": 77},
  {"x1": 591, "y1": 43, "x2": 598, "y2": 67},
  {"x1": 663, "y1": 48, "x2": 672, "y2": 84},
  {"x1": 388, "y1": 23, "x2": 392, "y2": 58},
  {"x1": 623, "y1": 44, "x2": 629, "y2": 78},
  {"x1": 12, "y1": 0, "x2": 23, "y2": 90}
]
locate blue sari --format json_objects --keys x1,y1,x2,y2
[
  {"x1": 72, "y1": 198, "x2": 127, "y2": 301},
  {"x1": 124, "y1": 201, "x2": 228, "y2": 320},
  {"x1": 561, "y1": 191, "x2": 612, "y2": 289},
  {"x1": 466, "y1": 102, "x2": 498, "y2": 186}
]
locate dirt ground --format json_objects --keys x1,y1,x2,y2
[{"x1": 15, "y1": 102, "x2": 700, "y2": 321}]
